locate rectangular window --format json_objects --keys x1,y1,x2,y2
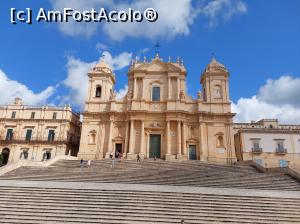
[
  {"x1": 20, "y1": 149, "x2": 29, "y2": 160},
  {"x1": 253, "y1": 142, "x2": 260, "y2": 149},
  {"x1": 6, "y1": 129, "x2": 13, "y2": 140},
  {"x1": 152, "y1": 86, "x2": 160, "y2": 101},
  {"x1": 31, "y1": 112, "x2": 35, "y2": 119},
  {"x1": 277, "y1": 142, "x2": 284, "y2": 150},
  {"x1": 251, "y1": 139, "x2": 262, "y2": 153},
  {"x1": 279, "y1": 160, "x2": 287, "y2": 168},
  {"x1": 52, "y1": 112, "x2": 57, "y2": 119},
  {"x1": 275, "y1": 140, "x2": 286, "y2": 153},
  {"x1": 25, "y1": 129, "x2": 32, "y2": 141},
  {"x1": 254, "y1": 159, "x2": 263, "y2": 166},
  {"x1": 48, "y1": 130, "x2": 55, "y2": 142},
  {"x1": 11, "y1": 111, "x2": 16, "y2": 118}
]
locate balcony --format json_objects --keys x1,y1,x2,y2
[
  {"x1": 276, "y1": 148, "x2": 287, "y2": 155},
  {"x1": 0, "y1": 136, "x2": 77, "y2": 146},
  {"x1": 252, "y1": 147, "x2": 263, "y2": 154}
]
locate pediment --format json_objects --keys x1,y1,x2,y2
[
  {"x1": 113, "y1": 136, "x2": 124, "y2": 141},
  {"x1": 133, "y1": 60, "x2": 182, "y2": 73},
  {"x1": 147, "y1": 63, "x2": 166, "y2": 72},
  {"x1": 187, "y1": 138, "x2": 198, "y2": 143}
]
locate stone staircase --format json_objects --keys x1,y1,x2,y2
[
  {"x1": 0, "y1": 159, "x2": 299, "y2": 191},
  {"x1": 0, "y1": 182, "x2": 300, "y2": 224},
  {"x1": 1, "y1": 159, "x2": 299, "y2": 223}
]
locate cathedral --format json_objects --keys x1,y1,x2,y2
[{"x1": 78, "y1": 54, "x2": 236, "y2": 164}]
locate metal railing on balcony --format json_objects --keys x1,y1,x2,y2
[
  {"x1": 276, "y1": 148, "x2": 287, "y2": 154},
  {"x1": 252, "y1": 147, "x2": 263, "y2": 153},
  {"x1": 0, "y1": 136, "x2": 78, "y2": 145}
]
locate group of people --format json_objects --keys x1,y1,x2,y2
[
  {"x1": 80, "y1": 153, "x2": 155, "y2": 169},
  {"x1": 80, "y1": 159, "x2": 91, "y2": 168}
]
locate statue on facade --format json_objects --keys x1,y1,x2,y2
[
  {"x1": 110, "y1": 90, "x2": 116, "y2": 100},
  {"x1": 126, "y1": 90, "x2": 133, "y2": 100},
  {"x1": 180, "y1": 90, "x2": 185, "y2": 100},
  {"x1": 197, "y1": 91, "x2": 202, "y2": 100}
]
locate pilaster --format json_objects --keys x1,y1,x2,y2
[
  {"x1": 177, "y1": 120, "x2": 182, "y2": 159},
  {"x1": 127, "y1": 120, "x2": 136, "y2": 159},
  {"x1": 140, "y1": 120, "x2": 145, "y2": 157},
  {"x1": 200, "y1": 122, "x2": 208, "y2": 161}
]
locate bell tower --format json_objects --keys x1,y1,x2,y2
[
  {"x1": 86, "y1": 59, "x2": 115, "y2": 104},
  {"x1": 200, "y1": 57, "x2": 231, "y2": 113}
]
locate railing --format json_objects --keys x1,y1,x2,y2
[
  {"x1": 0, "y1": 155, "x2": 78, "y2": 176},
  {"x1": 233, "y1": 123, "x2": 300, "y2": 130},
  {"x1": 276, "y1": 148, "x2": 287, "y2": 154},
  {"x1": 252, "y1": 147, "x2": 263, "y2": 153},
  {"x1": 0, "y1": 136, "x2": 78, "y2": 145}
]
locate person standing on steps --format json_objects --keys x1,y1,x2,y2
[
  {"x1": 87, "y1": 159, "x2": 91, "y2": 168},
  {"x1": 110, "y1": 153, "x2": 115, "y2": 168},
  {"x1": 137, "y1": 154, "x2": 141, "y2": 163},
  {"x1": 80, "y1": 159, "x2": 83, "y2": 168}
]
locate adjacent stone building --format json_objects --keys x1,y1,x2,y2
[
  {"x1": 234, "y1": 119, "x2": 300, "y2": 169},
  {"x1": 0, "y1": 98, "x2": 81, "y2": 165},
  {"x1": 78, "y1": 54, "x2": 236, "y2": 164}
]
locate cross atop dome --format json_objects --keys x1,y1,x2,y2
[
  {"x1": 155, "y1": 42, "x2": 160, "y2": 55},
  {"x1": 95, "y1": 54, "x2": 111, "y2": 69}
]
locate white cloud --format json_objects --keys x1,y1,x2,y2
[
  {"x1": 102, "y1": 51, "x2": 132, "y2": 71},
  {"x1": 232, "y1": 76, "x2": 300, "y2": 124},
  {"x1": 0, "y1": 70, "x2": 55, "y2": 105},
  {"x1": 49, "y1": 0, "x2": 247, "y2": 40},
  {"x1": 62, "y1": 57, "x2": 96, "y2": 109},
  {"x1": 258, "y1": 76, "x2": 300, "y2": 108},
  {"x1": 116, "y1": 85, "x2": 128, "y2": 99},
  {"x1": 201, "y1": 0, "x2": 247, "y2": 27},
  {"x1": 102, "y1": 0, "x2": 198, "y2": 41},
  {"x1": 62, "y1": 50, "x2": 132, "y2": 109},
  {"x1": 96, "y1": 43, "x2": 108, "y2": 52}
]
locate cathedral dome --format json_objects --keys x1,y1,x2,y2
[
  {"x1": 93, "y1": 59, "x2": 112, "y2": 73},
  {"x1": 95, "y1": 59, "x2": 110, "y2": 69},
  {"x1": 205, "y1": 57, "x2": 228, "y2": 73}
]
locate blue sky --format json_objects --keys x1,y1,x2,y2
[{"x1": 0, "y1": 0, "x2": 299, "y2": 123}]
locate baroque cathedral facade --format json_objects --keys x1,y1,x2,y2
[{"x1": 78, "y1": 54, "x2": 236, "y2": 164}]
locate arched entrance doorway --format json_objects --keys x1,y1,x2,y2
[{"x1": 1, "y1": 148, "x2": 10, "y2": 165}]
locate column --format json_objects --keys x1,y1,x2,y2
[
  {"x1": 99, "y1": 124, "x2": 105, "y2": 159},
  {"x1": 141, "y1": 79, "x2": 144, "y2": 100},
  {"x1": 177, "y1": 120, "x2": 182, "y2": 158},
  {"x1": 166, "y1": 121, "x2": 171, "y2": 155},
  {"x1": 124, "y1": 121, "x2": 129, "y2": 156},
  {"x1": 106, "y1": 119, "x2": 113, "y2": 157},
  {"x1": 133, "y1": 78, "x2": 137, "y2": 99},
  {"x1": 200, "y1": 123, "x2": 208, "y2": 161},
  {"x1": 177, "y1": 78, "x2": 180, "y2": 100},
  {"x1": 128, "y1": 120, "x2": 135, "y2": 154},
  {"x1": 168, "y1": 77, "x2": 171, "y2": 99},
  {"x1": 182, "y1": 122, "x2": 186, "y2": 156},
  {"x1": 140, "y1": 120, "x2": 145, "y2": 156}
]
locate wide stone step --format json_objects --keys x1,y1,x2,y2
[
  {"x1": 2, "y1": 201, "x2": 300, "y2": 218},
  {"x1": 2, "y1": 209, "x2": 299, "y2": 223},
  {"x1": 1, "y1": 188, "x2": 298, "y2": 201},
  {"x1": 2, "y1": 195, "x2": 300, "y2": 212},
  {"x1": 2, "y1": 169, "x2": 295, "y2": 184},
  {"x1": 0, "y1": 187, "x2": 300, "y2": 206}
]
